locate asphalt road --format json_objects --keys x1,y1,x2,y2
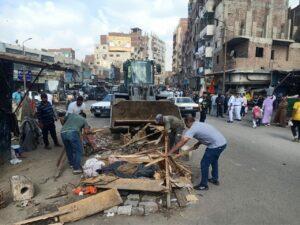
[{"x1": 74, "y1": 103, "x2": 300, "y2": 225}]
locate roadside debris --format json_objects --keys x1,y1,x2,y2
[{"x1": 10, "y1": 175, "x2": 34, "y2": 202}]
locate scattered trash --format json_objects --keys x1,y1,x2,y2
[
  {"x1": 10, "y1": 158, "x2": 22, "y2": 165},
  {"x1": 73, "y1": 186, "x2": 97, "y2": 196},
  {"x1": 83, "y1": 158, "x2": 105, "y2": 178}
]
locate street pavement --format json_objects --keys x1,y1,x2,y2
[{"x1": 72, "y1": 104, "x2": 300, "y2": 225}]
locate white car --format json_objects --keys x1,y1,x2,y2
[
  {"x1": 90, "y1": 94, "x2": 113, "y2": 117},
  {"x1": 169, "y1": 97, "x2": 199, "y2": 117}
]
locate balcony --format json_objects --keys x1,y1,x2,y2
[
  {"x1": 199, "y1": 25, "x2": 215, "y2": 40},
  {"x1": 200, "y1": 0, "x2": 215, "y2": 17},
  {"x1": 205, "y1": 47, "x2": 213, "y2": 58},
  {"x1": 204, "y1": 68, "x2": 213, "y2": 75}
]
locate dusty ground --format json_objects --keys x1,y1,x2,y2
[{"x1": 1, "y1": 103, "x2": 299, "y2": 225}]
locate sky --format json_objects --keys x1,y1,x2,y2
[{"x1": 0, "y1": 0, "x2": 298, "y2": 71}]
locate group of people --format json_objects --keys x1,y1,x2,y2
[{"x1": 196, "y1": 91, "x2": 300, "y2": 142}]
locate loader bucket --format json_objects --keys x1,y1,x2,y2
[{"x1": 110, "y1": 100, "x2": 182, "y2": 132}]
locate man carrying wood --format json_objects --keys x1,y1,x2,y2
[
  {"x1": 155, "y1": 114, "x2": 185, "y2": 149},
  {"x1": 60, "y1": 112, "x2": 90, "y2": 174},
  {"x1": 169, "y1": 115, "x2": 227, "y2": 191}
]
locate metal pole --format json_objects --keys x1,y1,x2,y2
[
  {"x1": 21, "y1": 38, "x2": 32, "y2": 92},
  {"x1": 223, "y1": 22, "x2": 227, "y2": 94}
]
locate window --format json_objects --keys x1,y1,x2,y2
[
  {"x1": 109, "y1": 54, "x2": 114, "y2": 57},
  {"x1": 116, "y1": 54, "x2": 120, "y2": 57},
  {"x1": 216, "y1": 55, "x2": 219, "y2": 64},
  {"x1": 255, "y1": 47, "x2": 264, "y2": 57},
  {"x1": 271, "y1": 50, "x2": 275, "y2": 60},
  {"x1": 216, "y1": 19, "x2": 219, "y2": 26},
  {"x1": 215, "y1": 42, "x2": 217, "y2": 49}
]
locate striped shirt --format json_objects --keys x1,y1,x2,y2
[{"x1": 37, "y1": 101, "x2": 55, "y2": 125}]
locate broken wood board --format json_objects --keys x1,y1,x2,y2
[
  {"x1": 58, "y1": 189, "x2": 123, "y2": 223},
  {"x1": 95, "y1": 178, "x2": 166, "y2": 192},
  {"x1": 81, "y1": 175, "x2": 118, "y2": 185},
  {"x1": 174, "y1": 188, "x2": 189, "y2": 207},
  {"x1": 14, "y1": 209, "x2": 70, "y2": 225}
]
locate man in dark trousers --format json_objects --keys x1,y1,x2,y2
[
  {"x1": 216, "y1": 93, "x2": 224, "y2": 118},
  {"x1": 169, "y1": 115, "x2": 227, "y2": 190},
  {"x1": 199, "y1": 92, "x2": 209, "y2": 122},
  {"x1": 37, "y1": 93, "x2": 61, "y2": 149}
]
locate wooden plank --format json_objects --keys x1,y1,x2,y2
[
  {"x1": 14, "y1": 209, "x2": 70, "y2": 225},
  {"x1": 164, "y1": 131, "x2": 171, "y2": 208},
  {"x1": 121, "y1": 130, "x2": 162, "y2": 148},
  {"x1": 145, "y1": 157, "x2": 164, "y2": 167},
  {"x1": 59, "y1": 189, "x2": 123, "y2": 223},
  {"x1": 174, "y1": 188, "x2": 189, "y2": 207},
  {"x1": 95, "y1": 178, "x2": 166, "y2": 192}
]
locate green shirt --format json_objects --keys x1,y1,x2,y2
[
  {"x1": 163, "y1": 115, "x2": 185, "y2": 131},
  {"x1": 61, "y1": 114, "x2": 89, "y2": 133}
]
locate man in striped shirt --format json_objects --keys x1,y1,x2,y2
[{"x1": 37, "y1": 93, "x2": 61, "y2": 149}]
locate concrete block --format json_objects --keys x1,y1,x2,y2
[
  {"x1": 10, "y1": 175, "x2": 34, "y2": 201},
  {"x1": 124, "y1": 199, "x2": 139, "y2": 207},
  {"x1": 141, "y1": 195, "x2": 157, "y2": 202},
  {"x1": 131, "y1": 206, "x2": 145, "y2": 216},
  {"x1": 139, "y1": 202, "x2": 158, "y2": 215},
  {"x1": 127, "y1": 194, "x2": 140, "y2": 201},
  {"x1": 117, "y1": 205, "x2": 132, "y2": 216},
  {"x1": 104, "y1": 206, "x2": 118, "y2": 214}
]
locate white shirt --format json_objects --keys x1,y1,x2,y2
[
  {"x1": 228, "y1": 95, "x2": 235, "y2": 106},
  {"x1": 47, "y1": 94, "x2": 53, "y2": 105},
  {"x1": 233, "y1": 97, "x2": 243, "y2": 106},
  {"x1": 67, "y1": 101, "x2": 86, "y2": 115}
]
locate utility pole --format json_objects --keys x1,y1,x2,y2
[
  {"x1": 22, "y1": 38, "x2": 32, "y2": 92},
  {"x1": 223, "y1": 21, "x2": 227, "y2": 94}
]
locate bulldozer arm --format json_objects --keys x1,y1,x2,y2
[{"x1": 110, "y1": 100, "x2": 182, "y2": 132}]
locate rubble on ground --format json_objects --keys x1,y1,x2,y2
[{"x1": 11, "y1": 124, "x2": 199, "y2": 224}]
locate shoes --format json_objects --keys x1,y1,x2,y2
[
  {"x1": 227, "y1": 121, "x2": 233, "y2": 123},
  {"x1": 292, "y1": 137, "x2": 300, "y2": 142},
  {"x1": 44, "y1": 145, "x2": 52, "y2": 150},
  {"x1": 252, "y1": 125, "x2": 257, "y2": 128},
  {"x1": 236, "y1": 119, "x2": 242, "y2": 121},
  {"x1": 208, "y1": 178, "x2": 220, "y2": 186},
  {"x1": 73, "y1": 169, "x2": 83, "y2": 175},
  {"x1": 193, "y1": 184, "x2": 209, "y2": 191}
]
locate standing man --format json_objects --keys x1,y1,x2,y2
[
  {"x1": 227, "y1": 93, "x2": 235, "y2": 123},
  {"x1": 169, "y1": 115, "x2": 227, "y2": 190},
  {"x1": 36, "y1": 93, "x2": 61, "y2": 149},
  {"x1": 67, "y1": 96, "x2": 86, "y2": 115},
  {"x1": 291, "y1": 95, "x2": 300, "y2": 142},
  {"x1": 233, "y1": 93, "x2": 242, "y2": 121},
  {"x1": 199, "y1": 92, "x2": 209, "y2": 122},
  {"x1": 12, "y1": 88, "x2": 22, "y2": 105},
  {"x1": 155, "y1": 114, "x2": 185, "y2": 149},
  {"x1": 211, "y1": 93, "x2": 218, "y2": 116},
  {"x1": 216, "y1": 93, "x2": 224, "y2": 118},
  {"x1": 60, "y1": 112, "x2": 90, "y2": 174}
]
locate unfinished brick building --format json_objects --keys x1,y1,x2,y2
[{"x1": 181, "y1": 0, "x2": 300, "y2": 93}]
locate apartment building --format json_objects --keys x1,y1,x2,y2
[
  {"x1": 182, "y1": 0, "x2": 300, "y2": 92},
  {"x1": 172, "y1": 18, "x2": 188, "y2": 86}
]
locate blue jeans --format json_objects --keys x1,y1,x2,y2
[
  {"x1": 200, "y1": 144, "x2": 226, "y2": 186},
  {"x1": 61, "y1": 131, "x2": 83, "y2": 170}
]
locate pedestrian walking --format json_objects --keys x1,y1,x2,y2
[
  {"x1": 262, "y1": 95, "x2": 276, "y2": 126},
  {"x1": 155, "y1": 114, "x2": 185, "y2": 149},
  {"x1": 224, "y1": 93, "x2": 229, "y2": 114},
  {"x1": 211, "y1": 94, "x2": 218, "y2": 116},
  {"x1": 290, "y1": 95, "x2": 300, "y2": 142},
  {"x1": 60, "y1": 112, "x2": 90, "y2": 174},
  {"x1": 227, "y1": 93, "x2": 235, "y2": 123},
  {"x1": 169, "y1": 115, "x2": 227, "y2": 190},
  {"x1": 240, "y1": 93, "x2": 248, "y2": 117},
  {"x1": 252, "y1": 104, "x2": 262, "y2": 128},
  {"x1": 273, "y1": 95, "x2": 288, "y2": 127},
  {"x1": 216, "y1": 94, "x2": 224, "y2": 118},
  {"x1": 36, "y1": 93, "x2": 61, "y2": 149},
  {"x1": 199, "y1": 92, "x2": 209, "y2": 122}
]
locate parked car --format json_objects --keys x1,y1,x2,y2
[
  {"x1": 88, "y1": 87, "x2": 108, "y2": 101},
  {"x1": 169, "y1": 97, "x2": 199, "y2": 117},
  {"x1": 90, "y1": 94, "x2": 113, "y2": 117}
]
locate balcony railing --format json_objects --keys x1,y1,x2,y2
[{"x1": 198, "y1": 25, "x2": 215, "y2": 40}]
